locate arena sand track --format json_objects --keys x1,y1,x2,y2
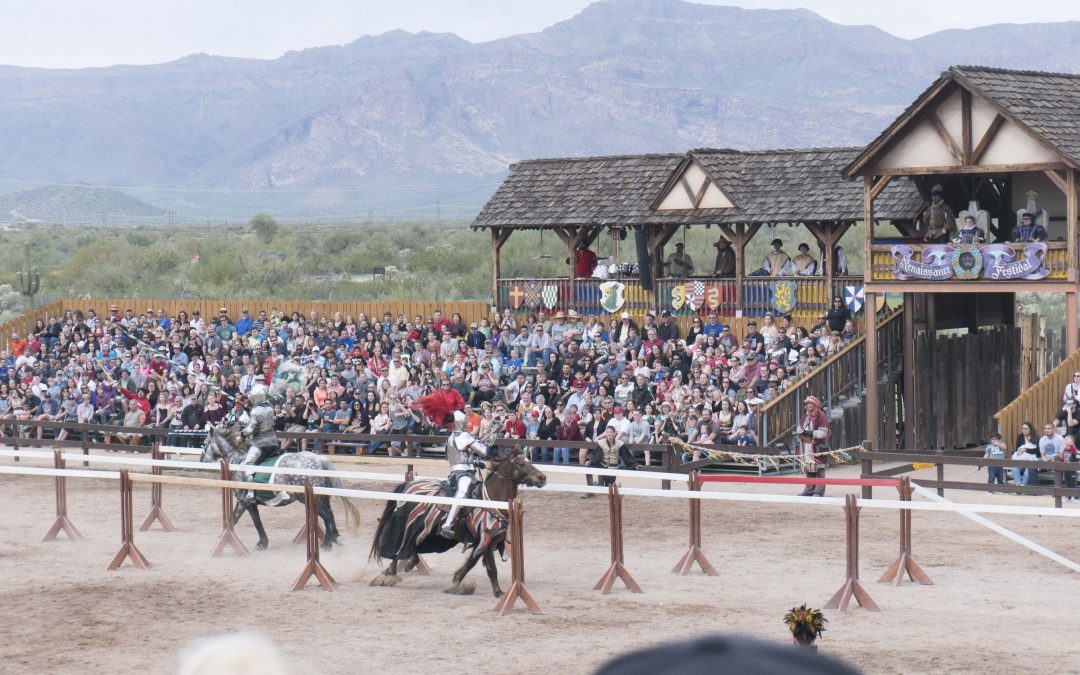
[{"x1": 2, "y1": 455, "x2": 1080, "y2": 674}]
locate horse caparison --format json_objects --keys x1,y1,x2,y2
[
  {"x1": 369, "y1": 448, "x2": 546, "y2": 597},
  {"x1": 201, "y1": 424, "x2": 360, "y2": 551}
]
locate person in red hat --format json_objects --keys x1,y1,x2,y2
[{"x1": 796, "y1": 395, "x2": 831, "y2": 496}]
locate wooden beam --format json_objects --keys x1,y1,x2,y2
[
  {"x1": 868, "y1": 174, "x2": 895, "y2": 203},
  {"x1": 873, "y1": 161, "x2": 1070, "y2": 176},
  {"x1": 1068, "y1": 292, "x2": 1079, "y2": 353},
  {"x1": 491, "y1": 227, "x2": 512, "y2": 306},
  {"x1": 1069, "y1": 168, "x2": 1078, "y2": 286},
  {"x1": 971, "y1": 113, "x2": 1005, "y2": 164},
  {"x1": 865, "y1": 291, "x2": 879, "y2": 449},
  {"x1": 902, "y1": 293, "x2": 915, "y2": 449},
  {"x1": 928, "y1": 112, "x2": 963, "y2": 163},
  {"x1": 680, "y1": 178, "x2": 697, "y2": 206},
  {"x1": 961, "y1": 89, "x2": 973, "y2": 165},
  {"x1": 1044, "y1": 169, "x2": 1069, "y2": 195},
  {"x1": 692, "y1": 177, "x2": 710, "y2": 208},
  {"x1": 863, "y1": 176, "x2": 875, "y2": 285}
]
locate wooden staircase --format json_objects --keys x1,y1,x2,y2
[{"x1": 995, "y1": 348, "x2": 1080, "y2": 445}]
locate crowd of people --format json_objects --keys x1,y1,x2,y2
[{"x1": 0, "y1": 300, "x2": 858, "y2": 466}]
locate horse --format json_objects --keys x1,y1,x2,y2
[
  {"x1": 201, "y1": 423, "x2": 360, "y2": 551},
  {"x1": 369, "y1": 447, "x2": 546, "y2": 597}
]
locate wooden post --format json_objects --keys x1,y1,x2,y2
[
  {"x1": 107, "y1": 470, "x2": 150, "y2": 571},
  {"x1": 903, "y1": 294, "x2": 915, "y2": 450},
  {"x1": 824, "y1": 494, "x2": 879, "y2": 612},
  {"x1": 878, "y1": 477, "x2": 933, "y2": 586},
  {"x1": 1067, "y1": 291, "x2": 1078, "y2": 355},
  {"x1": 211, "y1": 459, "x2": 249, "y2": 557},
  {"x1": 490, "y1": 228, "x2": 512, "y2": 309},
  {"x1": 863, "y1": 176, "x2": 875, "y2": 285},
  {"x1": 860, "y1": 440, "x2": 874, "y2": 500},
  {"x1": 43, "y1": 449, "x2": 83, "y2": 541},
  {"x1": 292, "y1": 484, "x2": 337, "y2": 592},
  {"x1": 493, "y1": 498, "x2": 544, "y2": 615},
  {"x1": 1068, "y1": 168, "x2": 1078, "y2": 287},
  {"x1": 671, "y1": 471, "x2": 718, "y2": 576},
  {"x1": 139, "y1": 444, "x2": 175, "y2": 532},
  {"x1": 593, "y1": 484, "x2": 643, "y2": 594},
  {"x1": 865, "y1": 291, "x2": 879, "y2": 450}
]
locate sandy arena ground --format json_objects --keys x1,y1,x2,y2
[{"x1": 2, "y1": 450, "x2": 1080, "y2": 674}]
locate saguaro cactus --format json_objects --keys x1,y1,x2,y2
[{"x1": 15, "y1": 242, "x2": 40, "y2": 309}]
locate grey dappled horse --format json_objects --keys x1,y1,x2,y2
[{"x1": 201, "y1": 423, "x2": 360, "y2": 550}]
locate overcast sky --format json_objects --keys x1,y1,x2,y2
[{"x1": 1, "y1": 0, "x2": 1076, "y2": 69}]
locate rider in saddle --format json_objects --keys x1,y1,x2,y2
[
  {"x1": 241, "y1": 382, "x2": 289, "y2": 504},
  {"x1": 441, "y1": 409, "x2": 489, "y2": 538}
]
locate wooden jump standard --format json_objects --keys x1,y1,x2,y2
[
  {"x1": 139, "y1": 444, "x2": 175, "y2": 532},
  {"x1": 671, "y1": 470, "x2": 717, "y2": 576},
  {"x1": 594, "y1": 484, "x2": 643, "y2": 594},
  {"x1": 42, "y1": 449, "x2": 82, "y2": 542}
]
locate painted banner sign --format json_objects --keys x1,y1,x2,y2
[{"x1": 891, "y1": 243, "x2": 1048, "y2": 281}]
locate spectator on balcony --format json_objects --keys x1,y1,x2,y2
[
  {"x1": 819, "y1": 242, "x2": 849, "y2": 276},
  {"x1": 663, "y1": 242, "x2": 695, "y2": 278},
  {"x1": 712, "y1": 237, "x2": 736, "y2": 278},
  {"x1": 1012, "y1": 211, "x2": 1047, "y2": 243},
  {"x1": 572, "y1": 242, "x2": 598, "y2": 278},
  {"x1": 954, "y1": 215, "x2": 986, "y2": 244},
  {"x1": 922, "y1": 185, "x2": 956, "y2": 243},
  {"x1": 762, "y1": 239, "x2": 794, "y2": 277},
  {"x1": 792, "y1": 243, "x2": 818, "y2": 276}
]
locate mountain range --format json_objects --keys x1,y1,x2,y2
[{"x1": 2, "y1": 0, "x2": 1080, "y2": 221}]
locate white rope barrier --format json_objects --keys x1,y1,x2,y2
[
  {"x1": 0, "y1": 463, "x2": 504, "y2": 509},
  {"x1": 911, "y1": 483, "x2": 1080, "y2": 574}
]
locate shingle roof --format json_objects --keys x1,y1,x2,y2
[
  {"x1": 844, "y1": 65, "x2": 1080, "y2": 177},
  {"x1": 472, "y1": 148, "x2": 924, "y2": 230}
]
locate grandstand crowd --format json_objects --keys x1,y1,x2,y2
[{"x1": 0, "y1": 302, "x2": 857, "y2": 462}]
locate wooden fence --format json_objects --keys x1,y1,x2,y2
[
  {"x1": 1018, "y1": 313, "x2": 1066, "y2": 390},
  {"x1": 861, "y1": 445, "x2": 1080, "y2": 508},
  {"x1": 994, "y1": 347, "x2": 1080, "y2": 446},
  {"x1": 911, "y1": 325, "x2": 1021, "y2": 450},
  {"x1": 0, "y1": 299, "x2": 493, "y2": 350}
]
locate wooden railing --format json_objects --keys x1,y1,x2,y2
[
  {"x1": 870, "y1": 241, "x2": 1069, "y2": 282},
  {"x1": 757, "y1": 308, "x2": 905, "y2": 449},
  {"x1": 994, "y1": 347, "x2": 1080, "y2": 444},
  {"x1": 499, "y1": 275, "x2": 862, "y2": 324},
  {"x1": 0, "y1": 299, "x2": 494, "y2": 350}
]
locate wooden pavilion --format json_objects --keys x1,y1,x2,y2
[
  {"x1": 844, "y1": 65, "x2": 1080, "y2": 448},
  {"x1": 473, "y1": 147, "x2": 924, "y2": 324}
]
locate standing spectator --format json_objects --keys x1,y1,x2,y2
[
  {"x1": 535, "y1": 407, "x2": 558, "y2": 464},
  {"x1": 825, "y1": 297, "x2": 850, "y2": 335},
  {"x1": 795, "y1": 396, "x2": 830, "y2": 497},
  {"x1": 554, "y1": 412, "x2": 581, "y2": 465},
  {"x1": 983, "y1": 433, "x2": 1007, "y2": 492}
]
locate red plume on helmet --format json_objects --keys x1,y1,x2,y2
[{"x1": 417, "y1": 388, "x2": 465, "y2": 425}]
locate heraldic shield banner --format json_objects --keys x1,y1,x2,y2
[
  {"x1": 599, "y1": 281, "x2": 626, "y2": 313},
  {"x1": 769, "y1": 280, "x2": 798, "y2": 315}
]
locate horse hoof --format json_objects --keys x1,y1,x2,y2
[
  {"x1": 320, "y1": 542, "x2": 333, "y2": 552},
  {"x1": 493, "y1": 589, "x2": 503, "y2": 599},
  {"x1": 256, "y1": 542, "x2": 268, "y2": 551},
  {"x1": 371, "y1": 575, "x2": 401, "y2": 587},
  {"x1": 443, "y1": 581, "x2": 476, "y2": 596}
]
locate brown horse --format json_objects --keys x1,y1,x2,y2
[{"x1": 369, "y1": 448, "x2": 546, "y2": 596}]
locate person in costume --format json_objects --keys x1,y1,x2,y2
[
  {"x1": 664, "y1": 242, "x2": 695, "y2": 277},
  {"x1": 922, "y1": 184, "x2": 956, "y2": 243},
  {"x1": 763, "y1": 239, "x2": 793, "y2": 276},
  {"x1": 1012, "y1": 211, "x2": 1047, "y2": 243},
  {"x1": 417, "y1": 388, "x2": 489, "y2": 537},
  {"x1": 792, "y1": 243, "x2": 818, "y2": 276},
  {"x1": 795, "y1": 395, "x2": 830, "y2": 497},
  {"x1": 954, "y1": 214, "x2": 986, "y2": 244},
  {"x1": 712, "y1": 236, "x2": 735, "y2": 277},
  {"x1": 241, "y1": 382, "x2": 289, "y2": 503}
]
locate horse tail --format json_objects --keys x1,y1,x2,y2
[
  {"x1": 368, "y1": 485, "x2": 407, "y2": 564},
  {"x1": 334, "y1": 496, "x2": 361, "y2": 533}
]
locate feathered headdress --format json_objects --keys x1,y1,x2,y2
[
  {"x1": 418, "y1": 389, "x2": 465, "y2": 425},
  {"x1": 784, "y1": 604, "x2": 827, "y2": 646}
]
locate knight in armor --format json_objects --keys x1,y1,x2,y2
[
  {"x1": 441, "y1": 410, "x2": 489, "y2": 537},
  {"x1": 922, "y1": 185, "x2": 956, "y2": 243},
  {"x1": 241, "y1": 383, "x2": 288, "y2": 503}
]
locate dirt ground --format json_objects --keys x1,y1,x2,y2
[{"x1": 2, "y1": 451, "x2": 1080, "y2": 675}]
